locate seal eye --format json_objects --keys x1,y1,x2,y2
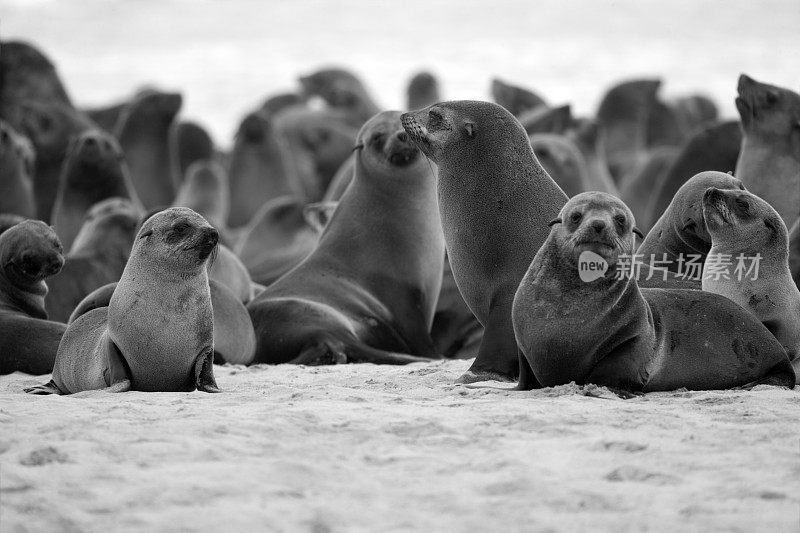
[
  {"x1": 614, "y1": 214, "x2": 627, "y2": 228},
  {"x1": 570, "y1": 212, "x2": 582, "y2": 224},
  {"x1": 735, "y1": 198, "x2": 750, "y2": 212},
  {"x1": 765, "y1": 91, "x2": 779, "y2": 105},
  {"x1": 174, "y1": 222, "x2": 190, "y2": 234},
  {"x1": 371, "y1": 133, "x2": 385, "y2": 149},
  {"x1": 428, "y1": 109, "x2": 443, "y2": 127}
]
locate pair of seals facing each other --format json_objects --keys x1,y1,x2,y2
[
  {"x1": 401, "y1": 101, "x2": 568, "y2": 383},
  {"x1": 0, "y1": 220, "x2": 66, "y2": 375},
  {"x1": 26, "y1": 208, "x2": 221, "y2": 394},
  {"x1": 702, "y1": 187, "x2": 800, "y2": 382},
  {"x1": 247, "y1": 111, "x2": 444, "y2": 365},
  {"x1": 511, "y1": 191, "x2": 795, "y2": 391}
]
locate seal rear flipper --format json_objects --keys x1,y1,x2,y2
[
  {"x1": 102, "y1": 337, "x2": 131, "y2": 392},
  {"x1": 736, "y1": 359, "x2": 796, "y2": 389},
  {"x1": 344, "y1": 342, "x2": 433, "y2": 365},
  {"x1": 195, "y1": 349, "x2": 221, "y2": 393},
  {"x1": 24, "y1": 380, "x2": 63, "y2": 395}
]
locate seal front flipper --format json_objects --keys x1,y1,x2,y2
[
  {"x1": 195, "y1": 348, "x2": 221, "y2": 393},
  {"x1": 102, "y1": 336, "x2": 132, "y2": 392},
  {"x1": 24, "y1": 380, "x2": 64, "y2": 395}
]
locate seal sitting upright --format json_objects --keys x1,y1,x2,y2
[
  {"x1": 402, "y1": 101, "x2": 568, "y2": 382},
  {"x1": 511, "y1": 191, "x2": 794, "y2": 391},
  {"x1": 26, "y1": 208, "x2": 220, "y2": 394},
  {"x1": 247, "y1": 111, "x2": 444, "y2": 365}
]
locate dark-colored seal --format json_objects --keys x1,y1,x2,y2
[
  {"x1": 45, "y1": 198, "x2": 139, "y2": 323},
  {"x1": 0, "y1": 214, "x2": 26, "y2": 235},
  {"x1": 0, "y1": 220, "x2": 66, "y2": 375},
  {"x1": 531, "y1": 133, "x2": 593, "y2": 197},
  {"x1": 491, "y1": 78, "x2": 547, "y2": 117},
  {"x1": 512, "y1": 191, "x2": 795, "y2": 391},
  {"x1": 115, "y1": 89, "x2": 183, "y2": 209},
  {"x1": 25, "y1": 208, "x2": 221, "y2": 394},
  {"x1": 0, "y1": 119, "x2": 36, "y2": 218},
  {"x1": 402, "y1": 100, "x2": 568, "y2": 382},
  {"x1": 171, "y1": 120, "x2": 214, "y2": 182},
  {"x1": 51, "y1": 129, "x2": 141, "y2": 250},
  {"x1": 734, "y1": 74, "x2": 800, "y2": 228},
  {"x1": 619, "y1": 147, "x2": 679, "y2": 231},
  {"x1": 790, "y1": 217, "x2": 800, "y2": 290},
  {"x1": 406, "y1": 71, "x2": 441, "y2": 111},
  {"x1": 247, "y1": 111, "x2": 444, "y2": 365},
  {"x1": 638, "y1": 171, "x2": 746, "y2": 288},
  {"x1": 702, "y1": 187, "x2": 800, "y2": 381}
]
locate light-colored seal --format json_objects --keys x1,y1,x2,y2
[
  {"x1": 638, "y1": 171, "x2": 746, "y2": 288},
  {"x1": 530, "y1": 133, "x2": 593, "y2": 197},
  {"x1": 512, "y1": 191, "x2": 795, "y2": 391},
  {"x1": 491, "y1": 78, "x2": 546, "y2": 117},
  {"x1": 25, "y1": 207, "x2": 221, "y2": 394},
  {"x1": 0, "y1": 119, "x2": 36, "y2": 218},
  {"x1": 51, "y1": 129, "x2": 141, "y2": 250},
  {"x1": 406, "y1": 71, "x2": 441, "y2": 111},
  {"x1": 401, "y1": 100, "x2": 568, "y2": 382},
  {"x1": 702, "y1": 187, "x2": 800, "y2": 382},
  {"x1": 0, "y1": 220, "x2": 66, "y2": 375},
  {"x1": 734, "y1": 74, "x2": 800, "y2": 228},
  {"x1": 45, "y1": 197, "x2": 139, "y2": 323},
  {"x1": 173, "y1": 160, "x2": 230, "y2": 231},
  {"x1": 247, "y1": 111, "x2": 444, "y2": 365},
  {"x1": 114, "y1": 89, "x2": 183, "y2": 209},
  {"x1": 299, "y1": 67, "x2": 381, "y2": 128}
]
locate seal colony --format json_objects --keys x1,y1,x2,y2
[{"x1": 0, "y1": 38, "x2": 797, "y2": 394}]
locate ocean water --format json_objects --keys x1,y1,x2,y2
[{"x1": 2, "y1": 0, "x2": 798, "y2": 147}]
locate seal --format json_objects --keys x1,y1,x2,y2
[
  {"x1": 511, "y1": 191, "x2": 795, "y2": 391},
  {"x1": 227, "y1": 109, "x2": 302, "y2": 228},
  {"x1": 530, "y1": 133, "x2": 593, "y2": 197},
  {"x1": 638, "y1": 170, "x2": 746, "y2": 287},
  {"x1": 0, "y1": 220, "x2": 66, "y2": 375},
  {"x1": 260, "y1": 92, "x2": 306, "y2": 115},
  {"x1": 790, "y1": 217, "x2": 800, "y2": 290},
  {"x1": 299, "y1": 67, "x2": 381, "y2": 128},
  {"x1": 0, "y1": 40, "x2": 73, "y2": 117},
  {"x1": 25, "y1": 207, "x2": 221, "y2": 394},
  {"x1": 115, "y1": 88, "x2": 183, "y2": 209},
  {"x1": 734, "y1": 74, "x2": 800, "y2": 228},
  {"x1": 45, "y1": 198, "x2": 139, "y2": 323},
  {"x1": 51, "y1": 129, "x2": 141, "y2": 250},
  {"x1": 619, "y1": 146, "x2": 678, "y2": 230},
  {"x1": 171, "y1": 120, "x2": 214, "y2": 182},
  {"x1": 401, "y1": 100, "x2": 568, "y2": 382},
  {"x1": 406, "y1": 71, "x2": 441, "y2": 111},
  {"x1": 0, "y1": 214, "x2": 26, "y2": 236},
  {"x1": 702, "y1": 187, "x2": 800, "y2": 382},
  {"x1": 247, "y1": 111, "x2": 444, "y2": 365},
  {"x1": 518, "y1": 104, "x2": 575, "y2": 136},
  {"x1": 568, "y1": 119, "x2": 619, "y2": 199},
  {"x1": 0, "y1": 119, "x2": 36, "y2": 218},
  {"x1": 173, "y1": 160, "x2": 229, "y2": 231},
  {"x1": 491, "y1": 78, "x2": 546, "y2": 117},
  {"x1": 645, "y1": 120, "x2": 742, "y2": 228}
]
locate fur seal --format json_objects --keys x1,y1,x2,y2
[
  {"x1": 0, "y1": 220, "x2": 66, "y2": 375},
  {"x1": 491, "y1": 78, "x2": 546, "y2": 117},
  {"x1": 227, "y1": 110, "x2": 301, "y2": 228},
  {"x1": 171, "y1": 120, "x2": 214, "y2": 182},
  {"x1": 645, "y1": 120, "x2": 742, "y2": 228},
  {"x1": 299, "y1": 67, "x2": 381, "y2": 128},
  {"x1": 0, "y1": 40, "x2": 72, "y2": 117},
  {"x1": 673, "y1": 94, "x2": 718, "y2": 132},
  {"x1": 790, "y1": 218, "x2": 800, "y2": 290},
  {"x1": 0, "y1": 119, "x2": 36, "y2": 218},
  {"x1": 638, "y1": 171, "x2": 746, "y2": 288},
  {"x1": 51, "y1": 129, "x2": 141, "y2": 250},
  {"x1": 84, "y1": 101, "x2": 128, "y2": 134},
  {"x1": 512, "y1": 191, "x2": 795, "y2": 391},
  {"x1": 568, "y1": 119, "x2": 619, "y2": 198},
  {"x1": 247, "y1": 111, "x2": 444, "y2": 365},
  {"x1": 261, "y1": 92, "x2": 306, "y2": 115},
  {"x1": 645, "y1": 99, "x2": 690, "y2": 148},
  {"x1": 402, "y1": 100, "x2": 568, "y2": 382},
  {"x1": 518, "y1": 104, "x2": 575, "y2": 136},
  {"x1": 0, "y1": 214, "x2": 26, "y2": 235},
  {"x1": 115, "y1": 89, "x2": 183, "y2": 209},
  {"x1": 173, "y1": 160, "x2": 229, "y2": 231},
  {"x1": 45, "y1": 198, "x2": 139, "y2": 323},
  {"x1": 406, "y1": 71, "x2": 441, "y2": 111},
  {"x1": 702, "y1": 187, "x2": 800, "y2": 382},
  {"x1": 734, "y1": 74, "x2": 800, "y2": 228},
  {"x1": 596, "y1": 79, "x2": 661, "y2": 181},
  {"x1": 530, "y1": 133, "x2": 593, "y2": 197},
  {"x1": 619, "y1": 147, "x2": 678, "y2": 230},
  {"x1": 25, "y1": 208, "x2": 221, "y2": 394}
]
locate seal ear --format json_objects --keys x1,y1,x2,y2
[
  {"x1": 763, "y1": 216, "x2": 781, "y2": 238},
  {"x1": 463, "y1": 122, "x2": 476, "y2": 139},
  {"x1": 633, "y1": 227, "x2": 645, "y2": 239},
  {"x1": 548, "y1": 218, "x2": 562, "y2": 227},
  {"x1": 138, "y1": 229, "x2": 153, "y2": 239}
]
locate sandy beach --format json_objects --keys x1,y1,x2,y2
[{"x1": 2, "y1": 361, "x2": 798, "y2": 532}]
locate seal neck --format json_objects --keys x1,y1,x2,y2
[{"x1": 0, "y1": 268, "x2": 49, "y2": 319}]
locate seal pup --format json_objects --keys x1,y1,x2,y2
[
  {"x1": 115, "y1": 89, "x2": 183, "y2": 209},
  {"x1": 0, "y1": 220, "x2": 66, "y2": 375},
  {"x1": 402, "y1": 100, "x2": 568, "y2": 382},
  {"x1": 406, "y1": 71, "x2": 441, "y2": 111},
  {"x1": 0, "y1": 119, "x2": 36, "y2": 218},
  {"x1": 734, "y1": 74, "x2": 800, "y2": 227},
  {"x1": 299, "y1": 67, "x2": 381, "y2": 128},
  {"x1": 490, "y1": 78, "x2": 547, "y2": 117},
  {"x1": 45, "y1": 198, "x2": 139, "y2": 323},
  {"x1": 247, "y1": 111, "x2": 444, "y2": 365},
  {"x1": 702, "y1": 188, "x2": 800, "y2": 381},
  {"x1": 512, "y1": 191, "x2": 795, "y2": 391},
  {"x1": 51, "y1": 129, "x2": 141, "y2": 250},
  {"x1": 25, "y1": 208, "x2": 221, "y2": 394},
  {"x1": 638, "y1": 171, "x2": 746, "y2": 288}
]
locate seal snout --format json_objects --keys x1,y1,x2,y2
[
  {"x1": 16, "y1": 249, "x2": 64, "y2": 279},
  {"x1": 191, "y1": 226, "x2": 219, "y2": 262},
  {"x1": 703, "y1": 187, "x2": 733, "y2": 225},
  {"x1": 386, "y1": 130, "x2": 419, "y2": 167}
]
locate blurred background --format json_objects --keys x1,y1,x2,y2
[{"x1": 3, "y1": 0, "x2": 798, "y2": 146}]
